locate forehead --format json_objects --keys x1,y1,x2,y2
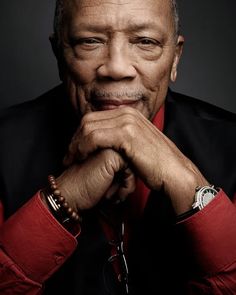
[{"x1": 64, "y1": 0, "x2": 174, "y2": 34}]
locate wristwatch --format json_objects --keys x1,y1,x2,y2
[{"x1": 192, "y1": 185, "x2": 219, "y2": 210}]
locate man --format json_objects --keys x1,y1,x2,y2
[{"x1": 0, "y1": 0, "x2": 236, "y2": 294}]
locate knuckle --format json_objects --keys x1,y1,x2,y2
[
  {"x1": 122, "y1": 120, "x2": 136, "y2": 137},
  {"x1": 80, "y1": 113, "x2": 94, "y2": 129},
  {"x1": 120, "y1": 110, "x2": 140, "y2": 137},
  {"x1": 80, "y1": 121, "x2": 91, "y2": 135},
  {"x1": 123, "y1": 113, "x2": 136, "y2": 123},
  {"x1": 81, "y1": 112, "x2": 93, "y2": 124},
  {"x1": 87, "y1": 129, "x2": 99, "y2": 144},
  {"x1": 120, "y1": 112, "x2": 136, "y2": 131},
  {"x1": 80, "y1": 118, "x2": 97, "y2": 137}
]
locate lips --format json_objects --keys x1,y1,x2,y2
[{"x1": 92, "y1": 99, "x2": 140, "y2": 111}]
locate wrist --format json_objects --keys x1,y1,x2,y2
[
  {"x1": 41, "y1": 175, "x2": 82, "y2": 235},
  {"x1": 165, "y1": 171, "x2": 209, "y2": 215},
  {"x1": 176, "y1": 185, "x2": 220, "y2": 222}
]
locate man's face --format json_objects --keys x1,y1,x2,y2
[{"x1": 56, "y1": 0, "x2": 184, "y2": 120}]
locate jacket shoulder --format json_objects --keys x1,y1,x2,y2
[
  {"x1": 168, "y1": 90, "x2": 236, "y2": 122},
  {"x1": 0, "y1": 85, "x2": 65, "y2": 129}
]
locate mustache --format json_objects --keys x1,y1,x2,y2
[{"x1": 90, "y1": 89, "x2": 148, "y2": 101}]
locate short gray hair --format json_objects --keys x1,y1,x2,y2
[
  {"x1": 171, "y1": 0, "x2": 180, "y2": 35},
  {"x1": 53, "y1": 0, "x2": 180, "y2": 44}
]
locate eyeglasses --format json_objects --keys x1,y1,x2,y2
[{"x1": 102, "y1": 221, "x2": 129, "y2": 295}]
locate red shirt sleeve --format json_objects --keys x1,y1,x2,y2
[
  {"x1": 0, "y1": 192, "x2": 78, "y2": 294},
  {"x1": 177, "y1": 190, "x2": 236, "y2": 294},
  {"x1": 1, "y1": 189, "x2": 236, "y2": 294}
]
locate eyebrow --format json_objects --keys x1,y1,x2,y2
[{"x1": 70, "y1": 21, "x2": 166, "y2": 34}]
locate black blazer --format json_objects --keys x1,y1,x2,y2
[{"x1": 0, "y1": 86, "x2": 235, "y2": 294}]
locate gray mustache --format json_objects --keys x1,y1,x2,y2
[{"x1": 92, "y1": 90, "x2": 145, "y2": 100}]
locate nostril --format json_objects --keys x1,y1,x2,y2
[{"x1": 96, "y1": 63, "x2": 137, "y2": 81}]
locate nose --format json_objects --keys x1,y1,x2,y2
[{"x1": 97, "y1": 41, "x2": 137, "y2": 81}]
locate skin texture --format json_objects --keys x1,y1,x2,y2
[
  {"x1": 50, "y1": 0, "x2": 209, "y2": 215},
  {"x1": 56, "y1": 0, "x2": 182, "y2": 120}
]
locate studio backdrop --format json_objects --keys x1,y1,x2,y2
[{"x1": 0, "y1": 0, "x2": 236, "y2": 113}]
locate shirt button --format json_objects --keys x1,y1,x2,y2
[
  {"x1": 54, "y1": 254, "x2": 64, "y2": 265},
  {"x1": 117, "y1": 274, "x2": 122, "y2": 282}
]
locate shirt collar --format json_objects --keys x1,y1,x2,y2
[{"x1": 152, "y1": 103, "x2": 165, "y2": 132}]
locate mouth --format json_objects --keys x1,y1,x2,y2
[{"x1": 92, "y1": 99, "x2": 140, "y2": 111}]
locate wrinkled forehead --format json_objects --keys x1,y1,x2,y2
[
  {"x1": 62, "y1": 0, "x2": 173, "y2": 21},
  {"x1": 60, "y1": 0, "x2": 175, "y2": 33},
  {"x1": 64, "y1": 0, "x2": 172, "y2": 8}
]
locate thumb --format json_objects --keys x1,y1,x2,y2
[{"x1": 104, "y1": 168, "x2": 136, "y2": 203}]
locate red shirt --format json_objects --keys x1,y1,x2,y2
[{"x1": 0, "y1": 106, "x2": 236, "y2": 294}]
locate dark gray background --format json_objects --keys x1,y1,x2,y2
[{"x1": 1, "y1": 0, "x2": 236, "y2": 113}]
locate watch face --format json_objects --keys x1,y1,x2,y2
[
  {"x1": 201, "y1": 189, "x2": 216, "y2": 206},
  {"x1": 197, "y1": 186, "x2": 219, "y2": 209}
]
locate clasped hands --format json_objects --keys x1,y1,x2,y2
[{"x1": 57, "y1": 107, "x2": 208, "y2": 215}]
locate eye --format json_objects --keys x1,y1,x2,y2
[
  {"x1": 139, "y1": 38, "x2": 157, "y2": 45},
  {"x1": 134, "y1": 37, "x2": 162, "y2": 49},
  {"x1": 70, "y1": 37, "x2": 104, "y2": 48},
  {"x1": 79, "y1": 38, "x2": 102, "y2": 45}
]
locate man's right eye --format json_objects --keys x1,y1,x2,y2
[
  {"x1": 70, "y1": 37, "x2": 103, "y2": 47},
  {"x1": 79, "y1": 38, "x2": 101, "y2": 44}
]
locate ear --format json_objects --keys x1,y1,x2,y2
[
  {"x1": 170, "y1": 35, "x2": 184, "y2": 82},
  {"x1": 49, "y1": 34, "x2": 65, "y2": 81}
]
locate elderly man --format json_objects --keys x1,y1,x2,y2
[{"x1": 0, "y1": 0, "x2": 236, "y2": 294}]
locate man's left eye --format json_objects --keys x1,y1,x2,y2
[
  {"x1": 136, "y1": 38, "x2": 160, "y2": 46},
  {"x1": 139, "y1": 38, "x2": 156, "y2": 45}
]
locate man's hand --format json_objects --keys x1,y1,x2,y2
[
  {"x1": 57, "y1": 149, "x2": 135, "y2": 211},
  {"x1": 64, "y1": 107, "x2": 209, "y2": 214}
]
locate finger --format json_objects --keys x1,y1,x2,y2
[
  {"x1": 104, "y1": 182, "x2": 120, "y2": 200},
  {"x1": 104, "y1": 168, "x2": 136, "y2": 203},
  {"x1": 79, "y1": 107, "x2": 149, "y2": 140},
  {"x1": 63, "y1": 130, "x2": 82, "y2": 166},
  {"x1": 77, "y1": 127, "x2": 124, "y2": 161},
  {"x1": 81, "y1": 106, "x2": 140, "y2": 123},
  {"x1": 65, "y1": 107, "x2": 150, "y2": 166},
  {"x1": 117, "y1": 168, "x2": 136, "y2": 201},
  {"x1": 64, "y1": 111, "x2": 132, "y2": 166}
]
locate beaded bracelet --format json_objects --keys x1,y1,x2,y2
[{"x1": 43, "y1": 175, "x2": 81, "y2": 227}]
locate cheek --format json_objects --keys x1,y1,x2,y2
[
  {"x1": 141, "y1": 57, "x2": 172, "y2": 90},
  {"x1": 64, "y1": 51, "x2": 96, "y2": 84},
  {"x1": 63, "y1": 59, "x2": 92, "y2": 115},
  {"x1": 73, "y1": 64, "x2": 94, "y2": 84},
  {"x1": 139, "y1": 57, "x2": 173, "y2": 118},
  {"x1": 63, "y1": 55, "x2": 97, "y2": 110}
]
